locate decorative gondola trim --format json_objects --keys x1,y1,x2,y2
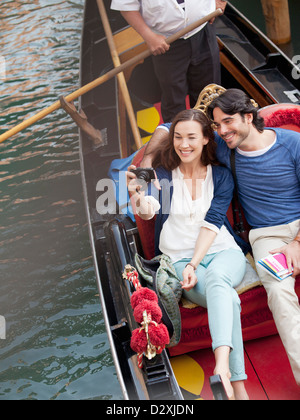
[{"x1": 123, "y1": 265, "x2": 170, "y2": 368}]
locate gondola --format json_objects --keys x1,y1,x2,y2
[{"x1": 79, "y1": 0, "x2": 300, "y2": 400}]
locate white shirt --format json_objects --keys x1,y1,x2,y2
[
  {"x1": 111, "y1": 0, "x2": 215, "y2": 39},
  {"x1": 236, "y1": 136, "x2": 277, "y2": 157},
  {"x1": 146, "y1": 165, "x2": 241, "y2": 263}
]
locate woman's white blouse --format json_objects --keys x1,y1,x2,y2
[{"x1": 147, "y1": 165, "x2": 240, "y2": 263}]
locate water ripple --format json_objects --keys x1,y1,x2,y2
[{"x1": 0, "y1": 0, "x2": 122, "y2": 400}]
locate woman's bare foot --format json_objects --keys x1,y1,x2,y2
[
  {"x1": 232, "y1": 381, "x2": 249, "y2": 400},
  {"x1": 214, "y1": 346, "x2": 234, "y2": 399},
  {"x1": 213, "y1": 368, "x2": 234, "y2": 400}
]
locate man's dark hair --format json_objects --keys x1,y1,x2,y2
[{"x1": 207, "y1": 88, "x2": 265, "y2": 133}]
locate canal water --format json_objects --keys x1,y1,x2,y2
[
  {"x1": 0, "y1": 0, "x2": 299, "y2": 400},
  {"x1": 0, "y1": 0, "x2": 122, "y2": 400},
  {"x1": 231, "y1": 0, "x2": 300, "y2": 56}
]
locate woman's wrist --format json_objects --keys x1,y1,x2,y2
[{"x1": 185, "y1": 262, "x2": 197, "y2": 271}]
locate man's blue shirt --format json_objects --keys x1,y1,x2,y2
[{"x1": 215, "y1": 127, "x2": 300, "y2": 229}]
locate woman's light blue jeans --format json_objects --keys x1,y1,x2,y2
[{"x1": 174, "y1": 249, "x2": 247, "y2": 382}]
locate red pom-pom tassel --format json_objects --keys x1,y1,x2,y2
[
  {"x1": 130, "y1": 328, "x2": 148, "y2": 354},
  {"x1": 148, "y1": 323, "x2": 170, "y2": 348},
  {"x1": 131, "y1": 287, "x2": 158, "y2": 309},
  {"x1": 133, "y1": 300, "x2": 162, "y2": 324}
]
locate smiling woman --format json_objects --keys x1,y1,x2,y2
[
  {"x1": 150, "y1": 110, "x2": 217, "y2": 170},
  {"x1": 127, "y1": 108, "x2": 249, "y2": 399},
  {"x1": 173, "y1": 120, "x2": 209, "y2": 172}
]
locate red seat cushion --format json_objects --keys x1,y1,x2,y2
[
  {"x1": 259, "y1": 103, "x2": 300, "y2": 132},
  {"x1": 169, "y1": 278, "x2": 300, "y2": 356}
]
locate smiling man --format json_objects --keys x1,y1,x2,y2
[{"x1": 207, "y1": 89, "x2": 300, "y2": 387}]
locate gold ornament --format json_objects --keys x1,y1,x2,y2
[{"x1": 194, "y1": 84, "x2": 227, "y2": 115}]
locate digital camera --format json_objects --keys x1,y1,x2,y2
[{"x1": 130, "y1": 167, "x2": 156, "y2": 184}]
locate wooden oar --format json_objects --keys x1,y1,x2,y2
[
  {"x1": 97, "y1": 0, "x2": 142, "y2": 150},
  {"x1": 0, "y1": 8, "x2": 222, "y2": 144}
]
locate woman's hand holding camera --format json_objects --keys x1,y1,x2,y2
[
  {"x1": 126, "y1": 164, "x2": 143, "y2": 194},
  {"x1": 126, "y1": 165, "x2": 159, "y2": 220},
  {"x1": 126, "y1": 165, "x2": 161, "y2": 192}
]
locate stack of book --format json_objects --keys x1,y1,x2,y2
[{"x1": 257, "y1": 253, "x2": 293, "y2": 281}]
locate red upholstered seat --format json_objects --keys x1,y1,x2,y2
[
  {"x1": 131, "y1": 108, "x2": 300, "y2": 355},
  {"x1": 171, "y1": 279, "x2": 300, "y2": 356},
  {"x1": 259, "y1": 103, "x2": 300, "y2": 133}
]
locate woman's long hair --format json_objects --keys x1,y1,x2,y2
[{"x1": 152, "y1": 109, "x2": 219, "y2": 170}]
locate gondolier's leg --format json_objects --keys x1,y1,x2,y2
[
  {"x1": 151, "y1": 23, "x2": 221, "y2": 122},
  {"x1": 151, "y1": 38, "x2": 191, "y2": 122},
  {"x1": 249, "y1": 221, "x2": 300, "y2": 386},
  {"x1": 188, "y1": 22, "x2": 221, "y2": 108}
]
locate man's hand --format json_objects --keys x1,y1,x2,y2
[
  {"x1": 270, "y1": 241, "x2": 300, "y2": 277},
  {"x1": 120, "y1": 10, "x2": 170, "y2": 55},
  {"x1": 144, "y1": 31, "x2": 170, "y2": 55},
  {"x1": 210, "y1": 0, "x2": 227, "y2": 23}
]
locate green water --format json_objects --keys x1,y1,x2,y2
[
  {"x1": 0, "y1": 0, "x2": 299, "y2": 401},
  {"x1": 230, "y1": 0, "x2": 300, "y2": 57},
  {"x1": 0, "y1": 0, "x2": 122, "y2": 400}
]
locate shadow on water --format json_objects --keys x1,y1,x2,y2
[{"x1": 0, "y1": 0, "x2": 122, "y2": 400}]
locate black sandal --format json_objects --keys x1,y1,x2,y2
[{"x1": 209, "y1": 375, "x2": 229, "y2": 400}]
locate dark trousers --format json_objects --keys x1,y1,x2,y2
[{"x1": 152, "y1": 23, "x2": 221, "y2": 122}]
